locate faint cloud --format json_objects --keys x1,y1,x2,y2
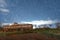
[
  {"x1": 0, "y1": 0, "x2": 10, "y2": 13},
  {"x1": 0, "y1": 8, "x2": 9, "y2": 13},
  {"x1": 0, "y1": 0, "x2": 7, "y2": 7},
  {"x1": 21, "y1": 20, "x2": 57, "y2": 25},
  {"x1": 2, "y1": 23, "x2": 13, "y2": 25}
]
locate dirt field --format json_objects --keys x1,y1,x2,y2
[{"x1": 0, "y1": 33, "x2": 58, "y2": 40}]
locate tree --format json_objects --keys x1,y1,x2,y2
[
  {"x1": 56, "y1": 22, "x2": 60, "y2": 29},
  {"x1": 0, "y1": 22, "x2": 3, "y2": 31}
]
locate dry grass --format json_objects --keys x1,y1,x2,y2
[{"x1": 0, "y1": 28, "x2": 60, "y2": 40}]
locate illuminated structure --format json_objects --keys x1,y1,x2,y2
[{"x1": 3, "y1": 23, "x2": 33, "y2": 32}]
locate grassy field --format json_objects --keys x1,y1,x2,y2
[{"x1": 0, "y1": 28, "x2": 60, "y2": 40}]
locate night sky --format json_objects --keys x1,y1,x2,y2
[{"x1": 0, "y1": 0, "x2": 60, "y2": 23}]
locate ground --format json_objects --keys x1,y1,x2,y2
[
  {"x1": 0, "y1": 28, "x2": 60, "y2": 40},
  {"x1": 0, "y1": 33, "x2": 58, "y2": 40}
]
